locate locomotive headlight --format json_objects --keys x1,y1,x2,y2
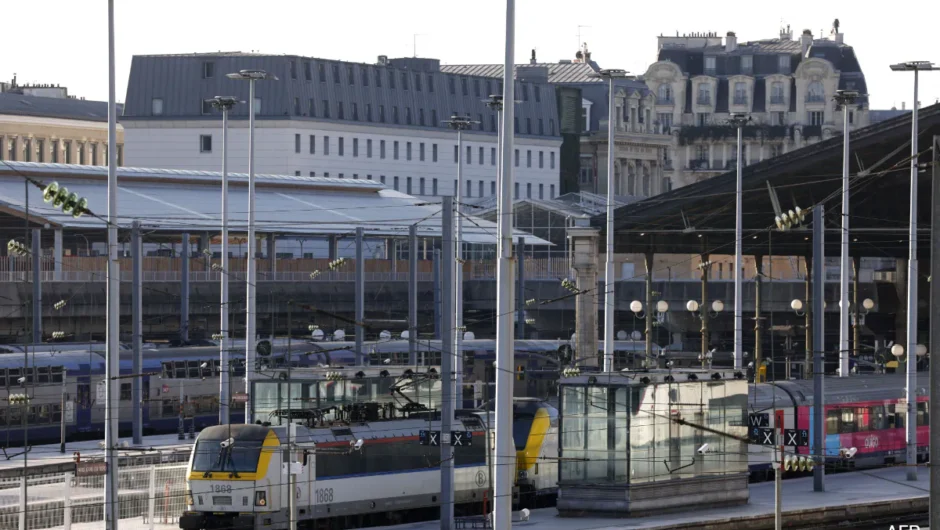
[
  {"x1": 185, "y1": 489, "x2": 194, "y2": 506},
  {"x1": 518, "y1": 470, "x2": 528, "y2": 480},
  {"x1": 254, "y1": 490, "x2": 267, "y2": 507}
]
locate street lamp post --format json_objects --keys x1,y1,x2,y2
[
  {"x1": 833, "y1": 90, "x2": 859, "y2": 377},
  {"x1": 226, "y1": 69, "x2": 277, "y2": 424},
  {"x1": 444, "y1": 115, "x2": 476, "y2": 406},
  {"x1": 889, "y1": 60, "x2": 937, "y2": 481},
  {"x1": 589, "y1": 68, "x2": 628, "y2": 372},
  {"x1": 728, "y1": 113, "x2": 749, "y2": 372},
  {"x1": 208, "y1": 96, "x2": 238, "y2": 425}
]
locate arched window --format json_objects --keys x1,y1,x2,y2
[
  {"x1": 657, "y1": 84, "x2": 672, "y2": 103},
  {"x1": 807, "y1": 81, "x2": 824, "y2": 102}
]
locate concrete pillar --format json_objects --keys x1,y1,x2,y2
[
  {"x1": 328, "y1": 235, "x2": 339, "y2": 261},
  {"x1": 569, "y1": 227, "x2": 600, "y2": 367},
  {"x1": 390, "y1": 239, "x2": 399, "y2": 274},
  {"x1": 267, "y1": 235, "x2": 276, "y2": 275},
  {"x1": 708, "y1": 144, "x2": 714, "y2": 168},
  {"x1": 895, "y1": 258, "x2": 908, "y2": 351},
  {"x1": 53, "y1": 229, "x2": 63, "y2": 281},
  {"x1": 180, "y1": 233, "x2": 190, "y2": 343}
]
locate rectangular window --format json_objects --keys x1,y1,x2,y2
[
  {"x1": 310, "y1": 171, "x2": 315, "y2": 177},
  {"x1": 393, "y1": 141, "x2": 399, "y2": 160},
  {"x1": 324, "y1": 172, "x2": 329, "y2": 178},
  {"x1": 36, "y1": 139, "x2": 44, "y2": 162},
  {"x1": 380, "y1": 175, "x2": 386, "y2": 184},
  {"x1": 428, "y1": 75, "x2": 435, "y2": 92},
  {"x1": 454, "y1": 145, "x2": 459, "y2": 163},
  {"x1": 304, "y1": 62, "x2": 311, "y2": 80},
  {"x1": 151, "y1": 98, "x2": 163, "y2": 115},
  {"x1": 514, "y1": 182, "x2": 519, "y2": 199},
  {"x1": 514, "y1": 149, "x2": 519, "y2": 167},
  {"x1": 51, "y1": 140, "x2": 58, "y2": 163},
  {"x1": 375, "y1": 69, "x2": 382, "y2": 87},
  {"x1": 366, "y1": 103, "x2": 372, "y2": 122},
  {"x1": 550, "y1": 119, "x2": 555, "y2": 135},
  {"x1": 432, "y1": 178, "x2": 438, "y2": 195},
  {"x1": 309, "y1": 135, "x2": 315, "y2": 154},
  {"x1": 419, "y1": 177, "x2": 426, "y2": 195},
  {"x1": 526, "y1": 183, "x2": 532, "y2": 198},
  {"x1": 332, "y1": 63, "x2": 340, "y2": 83},
  {"x1": 741, "y1": 55, "x2": 753, "y2": 74},
  {"x1": 337, "y1": 102, "x2": 344, "y2": 120},
  {"x1": 294, "y1": 134, "x2": 300, "y2": 153},
  {"x1": 362, "y1": 68, "x2": 369, "y2": 86},
  {"x1": 322, "y1": 99, "x2": 330, "y2": 118},
  {"x1": 490, "y1": 114, "x2": 496, "y2": 132},
  {"x1": 704, "y1": 56, "x2": 716, "y2": 74},
  {"x1": 367, "y1": 139, "x2": 373, "y2": 158},
  {"x1": 318, "y1": 62, "x2": 326, "y2": 82},
  {"x1": 308, "y1": 98, "x2": 316, "y2": 117},
  {"x1": 466, "y1": 179, "x2": 472, "y2": 197},
  {"x1": 420, "y1": 143, "x2": 426, "y2": 161},
  {"x1": 461, "y1": 77, "x2": 469, "y2": 95},
  {"x1": 200, "y1": 134, "x2": 212, "y2": 153},
  {"x1": 406, "y1": 142, "x2": 412, "y2": 161},
  {"x1": 491, "y1": 147, "x2": 496, "y2": 165},
  {"x1": 64, "y1": 141, "x2": 71, "y2": 164},
  {"x1": 406, "y1": 107, "x2": 412, "y2": 125},
  {"x1": 380, "y1": 140, "x2": 386, "y2": 159},
  {"x1": 535, "y1": 87, "x2": 541, "y2": 103},
  {"x1": 406, "y1": 177, "x2": 412, "y2": 194},
  {"x1": 393, "y1": 106, "x2": 399, "y2": 124},
  {"x1": 473, "y1": 79, "x2": 481, "y2": 97},
  {"x1": 514, "y1": 117, "x2": 519, "y2": 133},
  {"x1": 415, "y1": 73, "x2": 422, "y2": 91},
  {"x1": 526, "y1": 118, "x2": 532, "y2": 134},
  {"x1": 431, "y1": 109, "x2": 438, "y2": 127},
  {"x1": 393, "y1": 176, "x2": 399, "y2": 190},
  {"x1": 379, "y1": 105, "x2": 385, "y2": 123},
  {"x1": 294, "y1": 170, "x2": 301, "y2": 176},
  {"x1": 478, "y1": 180, "x2": 483, "y2": 197},
  {"x1": 466, "y1": 145, "x2": 472, "y2": 165},
  {"x1": 347, "y1": 66, "x2": 354, "y2": 85},
  {"x1": 478, "y1": 146, "x2": 484, "y2": 165},
  {"x1": 201, "y1": 99, "x2": 213, "y2": 115},
  {"x1": 202, "y1": 61, "x2": 214, "y2": 78},
  {"x1": 550, "y1": 184, "x2": 555, "y2": 198},
  {"x1": 809, "y1": 111, "x2": 824, "y2": 126},
  {"x1": 324, "y1": 136, "x2": 330, "y2": 155},
  {"x1": 338, "y1": 137, "x2": 344, "y2": 156},
  {"x1": 550, "y1": 152, "x2": 555, "y2": 169},
  {"x1": 778, "y1": 55, "x2": 791, "y2": 74},
  {"x1": 491, "y1": 181, "x2": 496, "y2": 195},
  {"x1": 478, "y1": 113, "x2": 484, "y2": 131},
  {"x1": 401, "y1": 72, "x2": 409, "y2": 90},
  {"x1": 353, "y1": 138, "x2": 359, "y2": 157},
  {"x1": 449, "y1": 76, "x2": 456, "y2": 95},
  {"x1": 432, "y1": 144, "x2": 438, "y2": 162},
  {"x1": 538, "y1": 119, "x2": 544, "y2": 135},
  {"x1": 539, "y1": 183, "x2": 544, "y2": 199},
  {"x1": 352, "y1": 103, "x2": 359, "y2": 120},
  {"x1": 522, "y1": 84, "x2": 529, "y2": 101},
  {"x1": 539, "y1": 151, "x2": 544, "y2": 168}
]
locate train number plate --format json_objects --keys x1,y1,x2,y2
[{"x1": 212, "y1": 496, "x2": 232, "y2": 506}]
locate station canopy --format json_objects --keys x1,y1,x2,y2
[
  {"x1": 0, "y1": 161, "x2": 550, "y2": 246},
  {"x1": 596, "y1": 103, "x2": 940, "y2": 259}
]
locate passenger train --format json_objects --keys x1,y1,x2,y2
[{"x1": 179, "y1": 370, "x2": 931, "y2": 530}]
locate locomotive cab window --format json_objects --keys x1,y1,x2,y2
[{"x1": 917, "y1": 402, "x2": 929, "y2": 427}]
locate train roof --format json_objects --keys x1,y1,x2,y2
[{"x1": 749, "y1": 372, "x2": 930, "y2": 409}]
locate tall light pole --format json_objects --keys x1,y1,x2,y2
[
  {"x1": 208, "y1": 96, "x2": 238, "y2": 424},
  {"x1": 226, "y1": 69, "x2": 277, "y2": 424},
  {"x1": 890, "y1": 60, "x2": 937, "y2": 481},
  {"x1": 728, "y1": 113, "x2": 749, "y2": 371},
  {"x1": 494, "y1": 0, "x2": 517, "y2": 526},
  {"x1": 104, "y1": 1, "x2": 120, "y2": 528},
  {"x1": 833, "y1": 90, "x2": 859, "y2": 378},
  {"x1": 444, "y1": 115, "x2": 476, "y2": 406},
  {"x1": 589, "y1": 68, "x2": 628, "y2": 373}
]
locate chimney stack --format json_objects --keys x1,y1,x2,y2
[
  {"x1": 725, "y1": 31, "x2": 737, "y2": 52},
  {"x1": 800, "y1": 29, "x2": 813, "y2": 56},
  {"x1": 530, "y1": 49, "x2": 537, "y2": 65},
  {"x1": 902, "y1": 101, "x2": 906, "y2": 110}
]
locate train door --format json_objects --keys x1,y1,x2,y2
[{"x1": 76, "y1": 370, "x2": 92, "y2": 432}]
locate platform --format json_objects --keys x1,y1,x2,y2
[{"x1": 374, "y1": 466, "x2": 930, "y2": 530}]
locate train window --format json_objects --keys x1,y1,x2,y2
[
  {"x1": 77, "y1": 384, "x2": 91, "y2": 408},
  {"x1": 201, "y1": 362, "x2": 213, "y2": 378},
  {"x1": 839, "y1": 408, "x2": 857, "y2": 433},
  {"x1": 0, "y1": 369, "x2": 6, "y2": 387},
  {"x1": 37, "y1": 367, "x2": 50, "y2": 384},
  {"x1": 162, "y1": 362, "x2": 174, "y2": 379},
  {"x1": 0, "y1": 408, "x2": 5, "y2": 426},
  {"x1": 51, "y1": 366, "x2": 63, "y2": 383},
  {"x1": 869, "y1": 405, "x2": 886, "y2": 430},
  {"x1": 174, "y1": 362, "x2": 186, "y2": 379},
  {"x1": 25, "y1": 368, "x2": 34, "y2": 385},
  {"x1": 855, "y1": 407, "x2": 870, "y2": 432},
  {"x1": 887, "y1": 404, "x2": 905, "y2": 429},
  {"x1": 187, "y1": 361, "x2": 200, "y2": 378},
  {"x1": 826, "y1": 410, "x2": 840, "y2": 434},
  {"x1": 120, "y1": 383, "x2": 131, "y2": 401},
  {"x1": 917, "y1": 402, "x2": 929, "y2": 427},
  {"x1": 51, "y1": 403, "x2": 62, "y2": 423},
  {"x1": 163, "y1": 398, "x2": 177, "y2": 417}
]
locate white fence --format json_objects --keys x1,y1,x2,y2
[{"x1": 0, "y1": 464, "x2": 187, "y2": 530}]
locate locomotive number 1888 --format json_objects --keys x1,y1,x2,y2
[{"x1": 315, "y1": 488, "x2": 334, "y2": 504}]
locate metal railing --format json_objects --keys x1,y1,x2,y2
[
  {"x1": 696, "y1": 96, "x2": 711, "y2": 105},
  {"x1": 805, "y1": 94, "x2": 826, "y2": 103},
  {"x1": 0, "y1": 463, "x2": 187, "y2": 530},
  {"x1": 732, "y1": 96, "x2": 748, "y2": 105},
  {"x1": 769, "y1": 95, "x2": 786, "y2": 105}
]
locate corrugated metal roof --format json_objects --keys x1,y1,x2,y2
[
  {"x1": 441, "y1": 62, "x2": 605, "y2": 84},
  {"x1": 0, "y1": 92, "x2": 118, "y2": 122},
  {"x1": 0, "y1": 161, "x2": 550, "y2": 245}
]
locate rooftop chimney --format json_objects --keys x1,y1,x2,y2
[
  {"x1": 800, "y1": 29, "x2": 813, "y2": 57},
  {"x1": 780, "y1": 24, "x2": 793, "y2": 40},
  {"x1": 725, "y1": 31, "x2": 737, "y2": 52},
  {"x1": 902, "y1": 101, "x2": 906, "y2": 110},
  {"x1": 530, "y1": 49, "x2": 537, "y2": 65}
]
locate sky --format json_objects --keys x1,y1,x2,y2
[{"x1": 6, "y1": 0, "x2": 939, "y2": 110}]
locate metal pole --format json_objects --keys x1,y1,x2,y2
[
  {"x1": 440, "y1": 196, "x2": 455, "y2": 530},
  {"x1": 603, "y1": 74, "x2": 616, "y2": 372},
  {"x1": 645, "y1": 252, "x2": 653, "y2": 364},
  {"x1": 755, "y1": 256, "x2": 763, "y2": 381},
  {"x1": 409, "y1": 224, "x2": 418, "y2": 365},
  {"x1": 733, "y1": 124, "x2": 743, "y2": 370},
  {"x1": 494, "y1": 0, "x2": 517, "y2": 524},
  {"x1": 804, "y1": 256, "x2": 813, "y2": 378},
  {"x1": 433, "y1": 249, "x2": 441, "y2": 340},
  {"x1": 927, "y1": 134, "x2": 940, "y2": 530},
  {"x1": 852, "y1": 256, "x2": 860, "y2": 361},
  {"x1": 181, "y1": 232, "x2": 190, "y2": 343},
  {"x1": 245, "y1": 77, "x2": 257, "y2": 424},
  {"x1": 905, "y1": 70, "x2": 919, "y2": 481},
  {"x1": 775, "y1": 416, "x2": 783, "y2": 530},
  {"x1": 31, "y1": 228, "x2": 41, "y2": 343},
  {"x1": 220, "y1": 102, "x2": 231, "y2": 425},
  {"x1": 104, "y1": 1, "x2": 120, "y2": 526},
  {"x1": 60, "y1": 369, "x2": 67, "y2": 453},
  {"x1": 455, "y1": 127, "x2": 465, "y2": 400},
  {"x1": 838, "y1": 96, "x2": 851, "y2": 377},
  {"x1": 516, "y1": 237, "x2": 525, "y2": 340},
  {"x1": 355, "y1": 227, "x2": 365, "y2": 366},
  {"x1": 132, "y1": 221, "x2": 142, "y2": 445},
  {"x1": 701, "y1": 257, "x2": 709, "y2": 363},
  {"x1": 812, "y1": 205, "x2": 825, "y2": 492}
]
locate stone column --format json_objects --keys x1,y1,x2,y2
[{"x1": 569, "y1": 226, "x2": 600, "y2": 368}]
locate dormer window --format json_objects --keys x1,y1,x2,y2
[
  {"x1": 704, "y1": 56, "x2": 716, "y2": 75},
  {"x1": 806, "y1": 81, "x2": 825, "y2": 103},
  {"x1": 733, "y1": 82, "x2": 747, "y2": 105},
  {"x1": 778, "y1": 55, "x2": 791, "y2": 74},
  {"x1": 770, "y1": 82, "x2": 786, "y2": 104},
  {"x1": 697, "y1": 84, "x2": 711, "y2": 105},
  {"x1": 657, "y1": 84, "x2": 673, "y2": 103},
  {"x1": 741, "y1": 56, "x2": 753, "y2": 74}
]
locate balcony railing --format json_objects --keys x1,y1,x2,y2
[
  {"x1": 696, "y1": 96, "x2": 711, "y2": 105},
  {"x1": 656, "y1": 98, "x2": 674, "y2": 105},
  {"x1": 769, "y1": 95, "x2": 786, "y2": 105},
  {"x1": 805, "y1": 94, "x2": 826, "y2": 103},
  {"x1": 732, "y1": 96, "x2": 748, "y2": 105}
]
